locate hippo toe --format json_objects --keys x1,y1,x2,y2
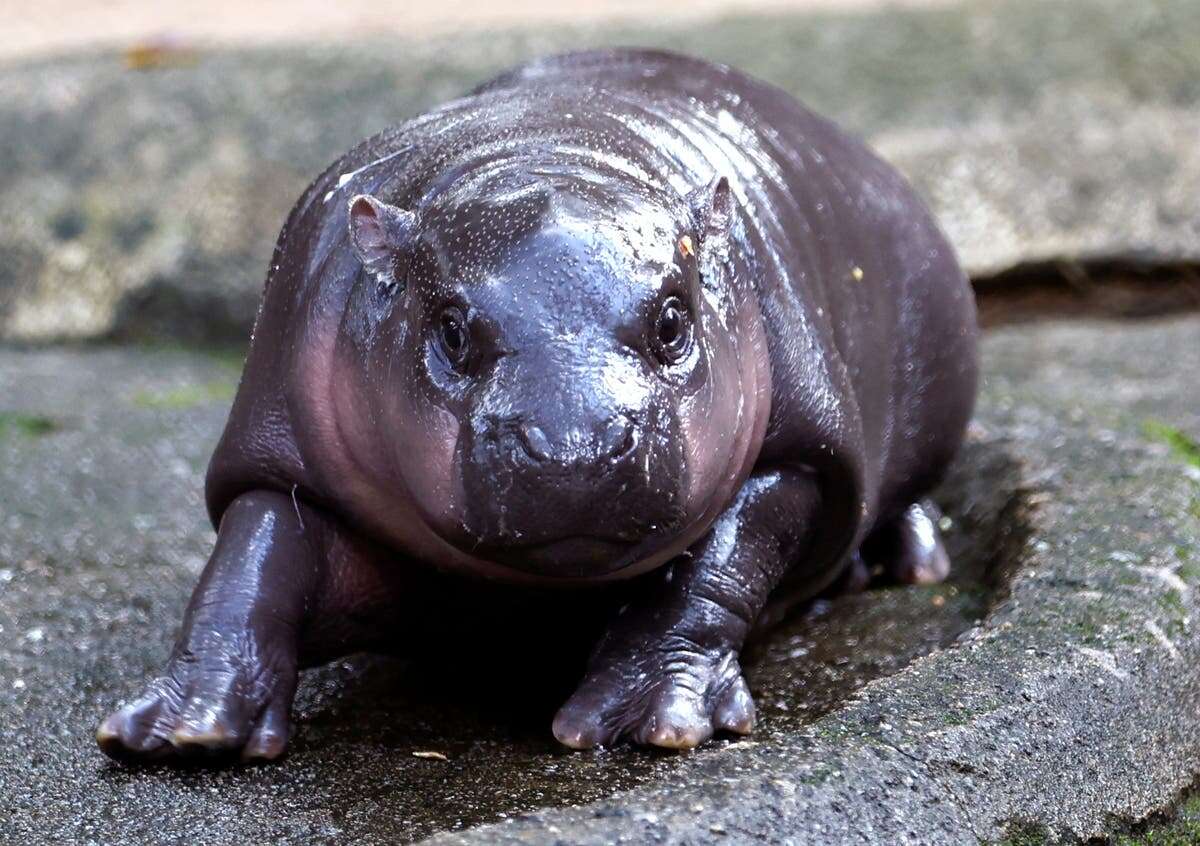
[
  {"x1": 553, "y1": 643, "x2": 754, "y2": 750},
  {"x1": 97, "y1": 640, "x2": 297, "y2": 763}
]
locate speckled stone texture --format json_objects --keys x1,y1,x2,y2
[
  {"x1": 1, "y1": 0, "x2": 1198, "y2": 341},
  {"x1": 422, "y1": 316, "x2": 1200, "y2": 845},
  {"x1": 2, "y1": 0, "x2": 1199, "y2": 841},
  {"x1": 1, "y1": 315, "x2": 1197, "y2": 843}
]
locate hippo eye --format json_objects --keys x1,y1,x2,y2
[
  {"x1": 437, "y1": 306, "x2": 470, "y2": 369},
  {"x1": 653, "y1": 296, "x2": 692, "y2": 364}
]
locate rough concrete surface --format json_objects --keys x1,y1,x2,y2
[
  {"x1": 2, "y1": 0, "x2": 1198, "y2": 341},
  {"x1": 423, "y1": 316, "x2": 1200, "y2": 846},
  {"x1": 3, "y1": 0, "x2": 1200, "y2": 841},
  {"x1": 1, "y1": 315, "x2": 1197, "y2": 844}
]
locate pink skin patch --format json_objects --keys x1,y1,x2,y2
[
  {"x1": 678, "y1": 295, "x2": 773, "y2": 548},
  {"x1": 294, "y1": 328, "x2": 480, "y2": 579},
  {"x1": 300, "y1": 272, "x2": 771, "y2": 587},
  {"x1": 389, "y1": 394, "x2": 464, "y2": 543}
]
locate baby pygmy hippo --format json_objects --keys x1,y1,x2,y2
[{"x1": 98, "y1": 49, "x2": 977, "y2": 762}]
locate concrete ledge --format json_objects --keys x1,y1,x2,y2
[
  {"x1": 0, "y1": 317, "x2": 1197, "y2": 843},
  {"x1": 423, "y1": 317, "x2": 1200, "y2": 844},
  {"x1": 1, "y1": 0, "x2": 1198, "y2": 341}
]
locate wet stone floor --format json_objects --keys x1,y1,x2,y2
[
  {"x1": 0, "y1": 343, "x2": 1028, "y2": 844},
  {"x1": 263, "y1": 437, "x2": 1020, "y2": 841}
]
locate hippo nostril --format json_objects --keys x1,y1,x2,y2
[
  {"x1": 521, "y1": 425, "x2": 553, "y2": 463},
  {"x1": 600, "y1": 416, "x2": 636, "y2": 460}
]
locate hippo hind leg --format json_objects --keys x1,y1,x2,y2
[{"x1": 860, "y1": 499, "x2": 950, "y2": 585}]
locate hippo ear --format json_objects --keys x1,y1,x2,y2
[
  {"x1": 348, "y1": 194, "x2": 416, "y2": 292},
  {"x1": 686, "y1": 176, "x2": 733, "y2": 277},
  {"x1": 688, "y1": 176, "x2": 733, "y2": 239}
]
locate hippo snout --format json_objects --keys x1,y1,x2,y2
[
  {"x1": 497, "y1": 414, "x2": 636, "y2": 468},
  {"x1": 468, "y1": 410, "x2": 643, "y2": 490},
  {"x1": 461, "y1": 409, "x2": 684, "y2": 576}
]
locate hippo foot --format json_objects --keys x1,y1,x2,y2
[
  {"x1": 553, "y1": 640, "x2": 755, "y2": 750},
  {"x1": 96, "y1": 634, "x2": 298, "y2": 763},
  {"x1": 864, "y1": 500, "x2": 951, "y2": 586}
]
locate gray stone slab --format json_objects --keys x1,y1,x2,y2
[
  {"x1": 0, "y1": 342, "x2": 1011, "y2": 843},
  {"x1": 424, "y1": 316, "x2": 1200, "y2": 845},
  {"x1": 0, "y1": 314, "x2": 1197, "y2": 843},
  {"x1": 2, "y1": 0, "x2": 1198, "y2": 341}
]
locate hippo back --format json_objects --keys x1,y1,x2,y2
[
  {"x1": 479, "y1": 50, "x2": 978, "y2": 568},
  {"x1": 207, "y1": 49, "x2": 977, "y2": 581}
]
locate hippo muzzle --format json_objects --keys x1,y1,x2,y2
[{"x1": 460, "y1": 353, "x2": 688, "y2": 577}]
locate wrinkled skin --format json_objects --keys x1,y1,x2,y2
[{"x1": 98, "y1": 49, "x2": 977, "y2": 762}]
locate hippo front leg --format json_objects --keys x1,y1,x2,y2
[
  {"x1": 553, "y1": 468, "x2": 824, "y2": 750},
  {"x1": 97, "y1": 491, "x2": 393, "y2": 762}
]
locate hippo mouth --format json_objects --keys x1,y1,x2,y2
[{"x1": 473, "y1": 534, "x2": 648, "y2": 579}]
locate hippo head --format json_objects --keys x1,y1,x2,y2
[{"x1": 333, "y1": 170, "x2": 768, "y2": 581}]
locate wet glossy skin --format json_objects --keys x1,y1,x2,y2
[
  {"x1": 97, "y1": 49, "x2": 977, "y2": 761},
  {"x1": 329, "y1": 176, "x2": 762, "y2": 580}
]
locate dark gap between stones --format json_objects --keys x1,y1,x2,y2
[
  {"x1": 78, "y1": 259, "x2": 1200, "y2": 348},
  {"x1": 975, "y1": 260, "x2": 1200, "y2": 328}
]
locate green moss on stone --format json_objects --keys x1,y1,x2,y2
[
  {"x1": 134, "y1": 381, "x2": 236, "y2": 410},
  {"x1": 798, "y1": 765, "x2": 835, "y2": 786},
  {"x1": 1158, "y1": 589, "x2": 1185, "y2": 618},
  {"x1": 1117, "y1": 793, "x2": 1200, "y2": 845},
  {"x1": 0, "y1": 411, "x2": 59, "y2": 438},
  {"x1": 1143, "y1": 420, "x2": 1200, "y2": 470},
  {"x1": 1177, "y1": 549, "x2": 1200, "y2": 585},
  {"x1": 994, "y1": 820, "x2": 1052, "y2": 846},
  {"x1": 131, "y1": 341, "x2": 247, "y2": 373}
]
